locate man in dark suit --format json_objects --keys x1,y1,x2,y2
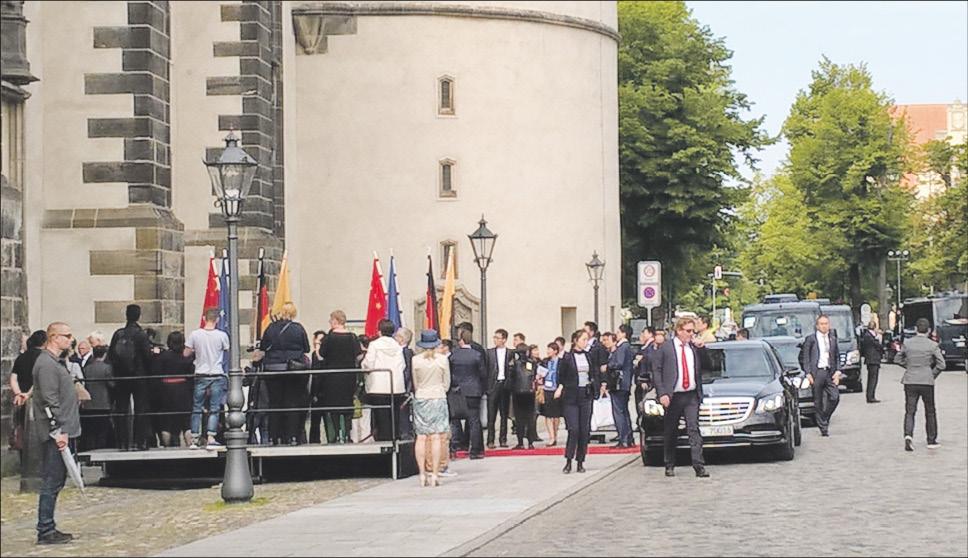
[
  {"x1": 653, "y1": 317, "x2": 709, "y2": 478},
  {"x1": 634, "y1": 327, "x2": 658, "y2": 419},
  {"x1": 607, "y1": 325, "x2": 635, "y2": 447},
  {"x1": 799, "y1": 314, "x2": 841, "y2": 437},
  {"x1": 584, "y1": 321, "x2": 609, "y2": 371},
  {"x1": 485, "y1": 328, "x2": 514, "y2": 448},
  {"x1": 450, "y1": 329, "x2": 488, "y2": 459},
  {"x1": 859, "y1": 321, "x2": 883, "y2": 403}
]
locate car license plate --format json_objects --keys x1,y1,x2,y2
[{"x1": 700, "y1": 425, "x2": 734, "y2": 437}]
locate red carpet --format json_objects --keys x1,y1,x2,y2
[{"x1": 454, "y1": 444, "x2": 639, "y2": 459}]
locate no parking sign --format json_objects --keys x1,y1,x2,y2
[{"x1": 637, "y1": 261, "x2": 661, "y2": 309}]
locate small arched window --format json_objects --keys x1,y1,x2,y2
[
  {"x1": 439, "y1": 159, "x2": 456, "y2": 198},
  {"x1": 438, "y1": 76, "x2": 455, "y2": 115}
]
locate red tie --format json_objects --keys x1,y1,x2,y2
[{"x1": 681, "y1": 344, "x2": 690, "y2": 390}]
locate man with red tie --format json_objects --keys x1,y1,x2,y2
[{"x1": 653, "y1": 317, "x2": 710, "y2": 478}]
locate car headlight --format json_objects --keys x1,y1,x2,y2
[
  {"x1": 755, "y1": 393, "x2": 785, "y2": 413},
  {"x1": 847, "y1": 350, "x2": 860, "y2": 365},
  {"x1": 643, "y1": 400, "x2": 665, "y2": 416},
  {"x1": 790, "y1": 377, "x2": 803, "y2": 389}
]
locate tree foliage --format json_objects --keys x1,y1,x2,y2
[
  {"x1": 618, "y1": 1, "x2": 769, "y2": 306},
  {"x1": 781, "y1": 58, "x2": 913, "y2": 310}
]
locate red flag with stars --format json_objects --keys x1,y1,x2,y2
[
  {"x1": 200, "y1": 256, "x2": 220, "y2": 327},
  {"x1": 364, "y1": 256, "x2": 387, "y2": 338}
]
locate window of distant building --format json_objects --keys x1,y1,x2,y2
[
  {"x1": 440, "y1": 240, "x2": 458, "y2": 279},
  {"x1": 439, "y1": 158, "x2": 456, "y2": 198},
  {"x1": 438, "y1": 76, "x2": 455, "y2": 115}
]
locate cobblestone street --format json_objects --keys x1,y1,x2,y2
[
  {"x1": 0, "y1": 476, "x2": 385, "y2": 557},
  {"x1": 468, "y1": 364, "x2": 968, "y2": 557}
]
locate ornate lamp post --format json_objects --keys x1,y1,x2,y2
[
  {"x1": 585, "y1": 251, "x2": 605, "y2": 325},
  {"x1": 205, "y1": 131, "x2": 257, "y2": 503},
  {"x1": 887, "y1": 249, "x2": 910, "y2": 334},
  {"x1": 468, "y1": 216, "x2": 497, "y2": 343}
]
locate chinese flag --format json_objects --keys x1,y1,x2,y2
[
  {"x1": 364, "y1": 256, "x2": 387, "y2": 339},
  {"x1": 200, "y1": 256, "x2": 220, "y2": 327}
]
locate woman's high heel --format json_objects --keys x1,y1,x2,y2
[
  {"x1": 419, "y1": 473, "x2": 429, "y2": 487},
  {"x1": 431, "y1": 474, "x2": 440, "y2": 487}
]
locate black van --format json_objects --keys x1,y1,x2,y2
[{"x1": 902, "y1": 293, "x2": 968, "y2": 370}]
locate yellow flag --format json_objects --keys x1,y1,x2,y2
[
  {"x1": 264, "y1": 250, "x2": 291, "y2": 332},
  {"x1": 439, "y1": 249, "x2": 456, "y2": 340}
]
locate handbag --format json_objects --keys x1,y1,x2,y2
[
  {"x1": 591, "y1": 393, "x2": 615, "y2": 431},
  {"x1": 447, "y1": 386, "x2": 469, "y2": 419},
  {"x1": 535, "y1": 387, "x2": 546, "y2": 406},
  {"x1": 287, "y1": 356, "x2": 309, "y2": 371}
]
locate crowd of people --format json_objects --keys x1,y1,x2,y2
[{"x1": 10, "y1": 306, "x2": 949, "y2": 544}]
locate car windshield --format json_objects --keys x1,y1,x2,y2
[
  {"x1": 744, "y1": 312, "x2": 816, "y2": 338},
  {"x1": 703, "y1": 347, "x2": 775, "y2": 381},
  {"x1": 824, "y1": 312, "x2": 854, "y2": 342},
  {"x1": 768, "y1": 343, "x2": 800, "y2": 368}
]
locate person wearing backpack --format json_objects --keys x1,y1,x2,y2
[
  {"x1": 510, "y1": 344, "x2": 538, "y2": 449},
  {"x1": 108, "y1": 304, "x2": 157, "y2": 450}
]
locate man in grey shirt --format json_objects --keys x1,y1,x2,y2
[
  {"x1": 895, "y1": 318, "x2": 946, "y2": 452},
  {"x1": 30, "y1": 322, "x2": 81, "y2": 545},
  {"x1": 185, "y1": 307, "x2": 231, "y2": 449}
]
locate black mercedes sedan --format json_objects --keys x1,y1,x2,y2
[
  {"x1": 763, "y1": 336, "x2": 815, "y2": 427},
  {"x1": 638, "y1": 340, "x2": 802, "y2": 465}
]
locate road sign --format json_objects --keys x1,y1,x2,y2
[
  {"x1": 714, "y1": 265, "x2": 723, "y2": 280},
  {"x1": 637, "y1": 261, "x2": 661, "y2": 309},
  {"x1": 860, "y1": 304, "x2": 872, "y2": 326}
]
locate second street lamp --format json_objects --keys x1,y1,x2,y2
[
  {"x1": 204, "y1": 130, "x2": 257, "y2": 503},
  {"x1": 468, "y1": 215, "x2": 497, "y2": 343},
  {"x1": 585, "y1": 251, "x2": 605, "y2": 325}
]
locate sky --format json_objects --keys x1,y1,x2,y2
[{"x1": 686, "y1": 1, "x2": 968, "y2": 180}]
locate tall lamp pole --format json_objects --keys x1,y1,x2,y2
[
  {"x1": 468, "y1": 216, "x2": 497, "y2": 344},
  {"x1": 585, "y1": 252, "x2": 605, "y2": 325},
  {"x1": 205, "y1": 131, "x2": 257, "y2": 503},
  {"x1": 887, "y1": 249, "x2": 910, "y2": 334}
]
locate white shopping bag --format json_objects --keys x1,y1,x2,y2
[
  {"x1": 591, "y1": 394, "x2": 615, "y2": 431},
  {"x1": 351, "y1": 408, "x2": 372, "y2": 443}
]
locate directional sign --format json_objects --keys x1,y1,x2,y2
[{"x1": 637, "y1": 261, "x2": 661, "y2": 308}]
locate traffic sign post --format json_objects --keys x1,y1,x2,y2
[{"x1": 637, "y1": 261, "x2": 661, "y2": 326}]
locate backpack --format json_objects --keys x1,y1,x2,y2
[{"x1": 112, "y1": 329, "x2": 139, "y2": 371}]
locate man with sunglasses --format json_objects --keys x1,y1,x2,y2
[
  {"x1": 653, "y1": 317, "x2": 710, "y2": 478},
  {"x1": 30, "y1": 322, "x2": 81, "y2": 545}
]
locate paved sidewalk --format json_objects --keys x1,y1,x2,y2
[{"x1": 159, "y1": 453, "x2": 635, "y2": 557}]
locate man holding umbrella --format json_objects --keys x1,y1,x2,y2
[{"x1": 30, "y1": 322, "x2": 82, "y2": 545}]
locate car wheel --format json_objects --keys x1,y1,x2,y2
[{"x1": 774, "y1": 412, "x2": 796, "y2": 461}]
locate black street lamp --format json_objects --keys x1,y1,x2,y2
[
  {"x1": 468, "y1": 215, "x2": 497, "y2": 343},
  {"x1": 887, "y1": 249, "x2": 910, "y2": 334},
  {"x1": 585, "y1": 251, "x2": 605, "y2": 325},
  {"x1": 204, "y1": 131, "x2": 257, "y2": 503}
]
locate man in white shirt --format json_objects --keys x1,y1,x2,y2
[
  {"x1": 184, "y1": 307, "x2": 230, "y2": 449},
  {"x1": 798, "y1": 315, "x2": 841, "y2": 437},
  {"x1": 485, "y1": 329, "x2": 513, "y2": 448}
]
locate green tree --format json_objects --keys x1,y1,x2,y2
[
  {"x1": 922, "y1": 138, "x2": 955, "y2": 189},
  {"x1": 782, "y1": 58, "x2": 913, "y2": 312},
  {"x1": 618, "y1": 1, "x2": 769, "y2": 305},
  {"x1": 909, "y1": 142, "x2": 968, "y2": 291}
]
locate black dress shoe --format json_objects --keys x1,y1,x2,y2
[
  {"x1": 499, "y1": 442, "x2": 509, "y2": 448},
  {"x1": 821, "y1": 431, "x2": 830, "y2": 437},
  {"x1": 905, "y1": 437, "x2": 914, "y2": 452},
  {"x1": 469, "y1": 453, "x2": 485, "y2": 460},
  {"x1": 609, "y1": 436, "x2": 621, "y2": 443},
  {"x1": 611, "y1": 443, "x2": 628, "y2": 449},
  {"x1": 37, "y1": 530, "x2": 73, "y2": 545},
  {"x1": 694, "y1": 466, "x2": 710, "y2": 478},
  {"x1": 576, "y1": 462, "x2": 586, "y2": 473},
  {"x1": 562, "y1": 460, "x2": 572, "y2": 474},
  {"x1": 486, "y1": 442, "x2": 496, "y2": 449},
  {"x1": 512, "y1": 444, "x2": 525, "y2": 450},
  {"x1": 867, "y1": 399, "x2": 881, "y2": 404},
  {"x1": 665, "y1": 467, "x2": 675, "y2": 477},
  {"x1": 527, "y1": 443, "x2": 535, "y2": 450}
]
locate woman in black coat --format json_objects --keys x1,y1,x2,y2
[
  {"x1": 151, "y1": 331, "x2": 195, "y2": 447},
  {"x1": 316, "y1": 310, "x2": 362, "y2": 444},
  {"x1": 554, "y1": 329, "x2": 604, "y2": 474},
  {"x1": 258, "y1": 302, "x2": 311, "y2": 445}
]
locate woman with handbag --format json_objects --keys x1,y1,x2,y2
[
  {"x1": 510, "y1": 345, "x2": 538, "y2": 449},
  {"x1": 538, "y1": 342, "x2": 563, "y2": 447},
  {"x1": 555, "y1": 329, "x2": 603, "y2": 474},
  {"x1": 316, "y1": 311, "x2": 362, "y2": 444},
  {"x1": 257, "y1": 302, "x2": 311, "y2": 445},
  {"x1": 411, "y1": 330, "x2": 450, "y2": 486}
]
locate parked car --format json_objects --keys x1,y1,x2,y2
[
  {"x1": 762, "y1": 336, "x2": 814, "y2": 426},
  {"x1": 638, "y1": 340, "x2": 802, "y2": 466},
  {"x1": 742, "y1": 301, "x2": 822, "y2": 340},
  {"x1": 902, "y1": 293, "x2": 968, "y2": 370},
  {"x1": 821, "y1": 304, "x2": 862, "y2": 392}
]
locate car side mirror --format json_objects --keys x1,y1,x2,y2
[{"x1": 783, "y1": 367, "x2": 800, "y2": 377}]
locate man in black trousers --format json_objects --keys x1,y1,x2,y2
[
  {"x1": 653, "y1": 317, "x2": 709, "y2": 478},
  {"x1": 450, "y1": 330, "x2": 488, "y2": 459},
  {"x1": 799, "y1": 315, "x2": 841, "y2": 437},
  {"x1": 860, "y1": 321, "x2": 883, "y2": 403},
  {"x1": 108, "y1": 304, "x2": 156, "y2": 450},
  {"x1": 485, "y1": 329, "x2": 514, "y2": 449}
]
